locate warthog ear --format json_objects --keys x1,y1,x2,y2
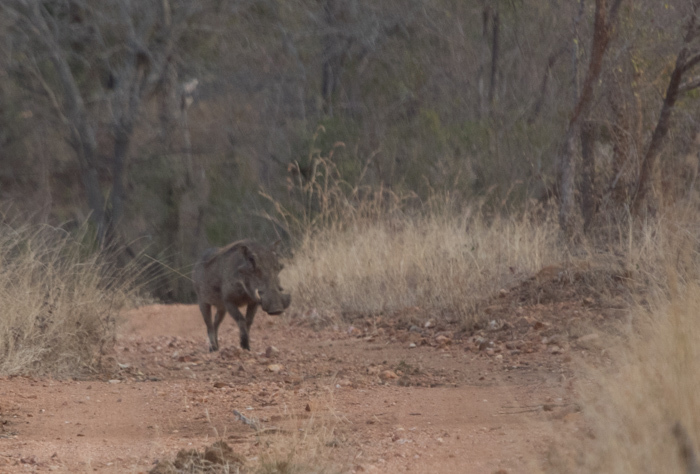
[{"x1": 241, "y1": 245, "x2": 257, "y2": 270}]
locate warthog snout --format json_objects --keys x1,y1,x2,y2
[
  {"x1": 260, "y1": 290, "x2": 291, "y2": 316},
  {"x1": 192, "y1": 240, "x2": 291, "y2": 351}
]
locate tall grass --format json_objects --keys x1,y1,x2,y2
[
  {"x1": 570, "y1": 281, "x2": 700, "y2": 473},
  {"x1": 550, "y1": 206, "x2": 700, "y2": 473},
  {"x1": 285, "y1": 212, "x2": 561, "y2": 324},
  {"x1": 0, "y1": 224, "x2": 138, "y2": 376},
  {"x1": 268, "y1": 142, "x2": 564, "y2": 325}
]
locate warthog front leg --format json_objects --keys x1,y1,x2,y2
[
  {"x1": 200, "y1": 302, "x2": 226, "y2": 352},
  {"x1": 245, "y1": 302, "x2": 258, "y2": 331},
  {"x1": 225, "y1": 301, "x2": 251, "y2": 351}
]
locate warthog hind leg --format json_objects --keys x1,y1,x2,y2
[{"x1": 210, "y1": 307, "x2": 226, "y2": 351}]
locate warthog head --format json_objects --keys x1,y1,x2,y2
[{"x1": 240, "y1": 243, "x2": 291, "y2": 315}]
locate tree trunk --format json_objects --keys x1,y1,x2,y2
[
  {"x1": 632, "y1": 47, "x2": 695, "y2": 216},
  {"x1": 558, "y1": 126, "x2": 578, "y2": 236},
  {"x1": 321, "y1": 0, "x2": 356, "y2": 117},
  {"x1": 558, "y1": 0, "x2": 623, "y2": 237},
  {"x1": 580, "y1": 121, "x2": 596, "y2": 232},
  {"x1": 488, "y1": 10, "x2": 499, "y2": 107},
  {"x1": 110, "y1": 125, "x2": 132, "y2": 244},
  {"x1": 54, "y1": 63, "x2": 108, "y2": 243}
]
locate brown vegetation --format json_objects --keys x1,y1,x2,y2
[{"x1": 0, "y1": 224, "x2": 138, "y2": 377}]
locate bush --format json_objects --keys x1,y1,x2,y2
[{"x1": 0, "y1": 224, "x2": 138, "y2": 376}]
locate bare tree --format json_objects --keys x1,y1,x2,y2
[
  {"x1": 3, "y1": 0, "x2": 199, "y2": 246},
  {"x1": 632, "y1": 3, "x2": 700, "y2": 216},
  {"x1": 557, "y1": 0, "x2": 624, "y2": 237}
]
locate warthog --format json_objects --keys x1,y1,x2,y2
[{"x1": 192, "y1": 240, "x2": 291, "y2": 351}]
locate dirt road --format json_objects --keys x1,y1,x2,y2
[{"x1": 0, "y1": 303, "x2": 586, "y2": 473}]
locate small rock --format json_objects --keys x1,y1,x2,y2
[
  {"x1": 435, "y1": 335, "x2": 452, "y2": 347},
  {"x1": 108, "y1": 379, "x2": 121, "y2": 384},
  {"x1": 267, "y1": 364, "x2": 284, "y2": 373},
  {"x1": 219, "y1": 347, "x2": 242, "y2": 360},
  {"x1": 424, "y1": 320, "x2": 435, "y2": 329},
  {"x1": 380, "y1": 370, "x2": 399, "y2": 380},
  {"x1": 577, "y1": 333, "x2": 600, "y2": 346},
  {"x1": 409, "y1": 343, "x2": 417, "y2": 349},
  {"x1": 409, "y1": 325, "x2": 421, "y2": 333},
  {"x1": 498, "y1": 288, "x2": 508, "y2": 298},
  {"x1": 475, "y1": 337, "x2": 490, "y2": 351},
  {"x1": 549, "y1": 345, "x2": 563, "y2": 354},
  {"x1": 495, "y1": 354, "x2": 503, "y2": 361},
  {"x1": 513, "y1": 317, "x2": 530, "y2": 328},
  {"x1": 265, "y1": 346, "x2": 280, "y2": 358}
]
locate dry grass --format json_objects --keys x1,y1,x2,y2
[
  {"x1": 566, "y1": 280, "x2": 700, "y2": 473},
  {"x1": 0, "y1": 224, "x2": 139, "y2": 377},
  {"x1": 284, "y1": 211, "x2": 562, "y2": 325},
  {"x1": 254, "y1": 406, "x2": 345, "y2": 474},
  {"x1": 548, "y1": 206, "x2": 700, "y2": 473},
  {"x1": 270, "y1": 144, "x2": 565, "y2": 326}
]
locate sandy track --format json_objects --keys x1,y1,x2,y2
[{"x1": 0, "y1": 304, "x2": 582, "y2": 473}]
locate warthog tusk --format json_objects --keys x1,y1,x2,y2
[{"x1": 255, "y1": 289, "x2": 261, "y2": 301}]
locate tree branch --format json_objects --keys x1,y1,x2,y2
[
  {"x1": 26, "y1": 58, "x2": 70, "y2": 127},
  {"x1": 682, "y1": 52, "x2": 700, "y2": 73},
  {"x1": 679, "y1": 76, "x2": 700, "y2": 94}
]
